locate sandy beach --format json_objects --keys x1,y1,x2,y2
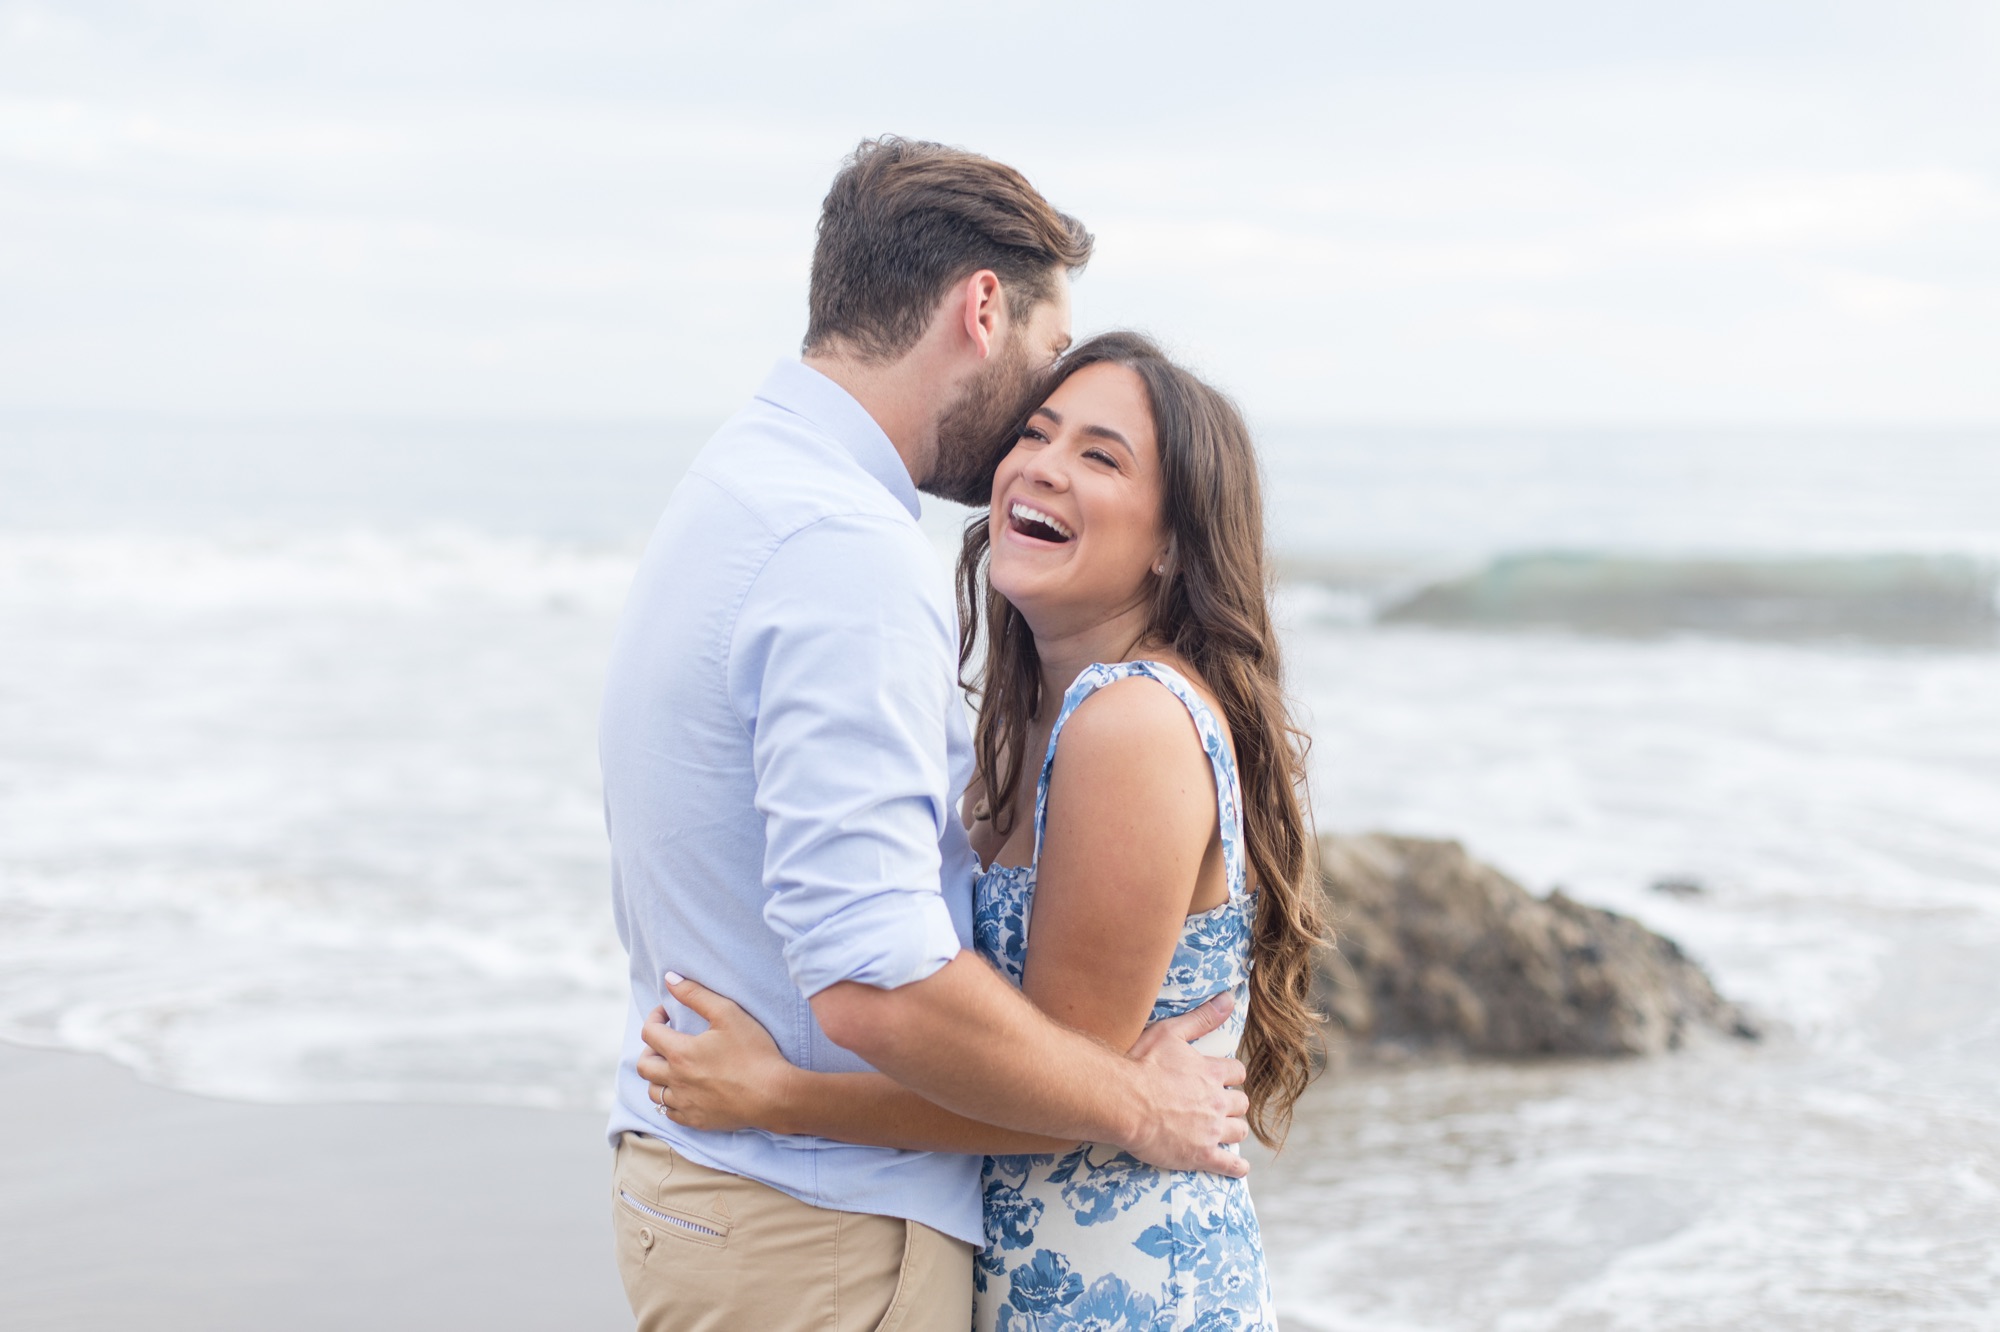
[{"x1": 0, "y1": 1041, "x2": 631, "y2": 1332}]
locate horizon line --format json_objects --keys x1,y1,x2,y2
[{"x1": 3, "y1": 405, "x2": 1998, "y2": 435}]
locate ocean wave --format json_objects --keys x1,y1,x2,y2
[
  {"x1": 1285, "y1": 552, "x2": 2000, "y2": 646},
  {"x1": 0, "y1": 529, "x2": 641, "y2": 613}
]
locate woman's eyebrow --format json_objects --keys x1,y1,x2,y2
[
  {"x1": 1081, "y1": 424, "x2": 1135, "y2": 459},
  {"x1": 1031, "y1": 405, "x2": 1136, "y2": 460}
]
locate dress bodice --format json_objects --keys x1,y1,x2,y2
[{"x1": 972, "y1": 659, "x2": 1255, "y2": 1032}]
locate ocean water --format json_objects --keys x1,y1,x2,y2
[{"x1": 2, "y1": 413, "x2": 1996, "y2": 1326}]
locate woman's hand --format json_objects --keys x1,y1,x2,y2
[{"x1": 637, "y1": 973, "x2": 798, "y2": 1133}]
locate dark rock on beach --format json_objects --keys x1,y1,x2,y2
[{"x1": 1314, "y1": 834, "x2": 1759, "y2": 1060}]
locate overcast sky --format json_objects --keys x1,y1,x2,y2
[{"x1": 3, "y1": 0, "x2": 1996, "y2": 424}]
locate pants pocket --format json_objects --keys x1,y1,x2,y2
[
  {"x1": 867, "y1": 1220, "x2": 916, "y2": 1332},
  {"x1": 616, "y1": 1183, "x2": 732, "y2": 1248}
]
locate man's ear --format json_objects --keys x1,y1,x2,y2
[{"x1": 959, "y1": 270, "x2": 1002, "y2": 359}]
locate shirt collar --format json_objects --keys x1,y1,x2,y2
[{"x1": 754, "y1": 359, "x2": 921, "y2": 520}]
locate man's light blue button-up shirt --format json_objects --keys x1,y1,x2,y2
[{"x1": 601, "y1": 359, "x2": 983, "y2": 1245}]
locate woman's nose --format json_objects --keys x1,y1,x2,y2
[{"x1": 1021, "y1": 451, "x2": 1068, "y2": 491}]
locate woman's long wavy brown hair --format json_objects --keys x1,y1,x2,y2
[{"x1": 956, "y1": 331, "x2": 1329, "y2": 1148}]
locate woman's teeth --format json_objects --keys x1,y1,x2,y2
[{"x1": 1009, "y1": 501, "x2": 1074, "y2": 543}]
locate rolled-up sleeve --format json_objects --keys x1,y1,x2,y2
[{"x1": 727, "y1": 514, "x2": 965, "y2": 997}]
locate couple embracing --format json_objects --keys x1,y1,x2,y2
[{"x1": 600, "y1": 136, "x2": 1327, "y2": 1331}]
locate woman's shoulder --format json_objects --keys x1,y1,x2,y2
[
  {"x1": 1040, "y1": 664, "x2": 1228, "y2": 888},
  {"x1": 1065, "y1": 658, "x2": 1227, "y2": 735},
  {"x1": 1054, "y1": 659, "x2": 1228, "y2": 773}
]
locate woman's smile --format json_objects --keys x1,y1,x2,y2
[{"x1": 1005, "y1": 500, "x2": 1074, "y2": 544}]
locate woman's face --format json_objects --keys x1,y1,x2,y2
[{"x1": 987, "y1": 361, "x2": 1169, "y2": 633}]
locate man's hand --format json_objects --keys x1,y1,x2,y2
[{"x1": 1116, "y1": 992, "x2": 1252, "y2": 1177}]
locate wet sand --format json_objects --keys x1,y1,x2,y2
[{"x1": 0, "y1": 1042, "x2": 631, "y2": 1331}]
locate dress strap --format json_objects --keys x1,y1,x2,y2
[{"x1": 1030, "y1": 660, "x2": 1246, "y2": 898}]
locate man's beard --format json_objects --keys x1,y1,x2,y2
[{"x1": 922, "y1": 339, "x2": 1046, "y2": 506}]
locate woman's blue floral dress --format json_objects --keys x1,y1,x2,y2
[{"x1": 972, "y1": 660, "x2": 1275, "y2": 1332}]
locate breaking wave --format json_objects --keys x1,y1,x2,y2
[{"x1": 1288, "y1": 552, "x2": 2000, "y2": 647}]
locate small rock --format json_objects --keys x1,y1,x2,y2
[{"x1": 1650, "y1": 876, "x2": 1707, "y2": 898}]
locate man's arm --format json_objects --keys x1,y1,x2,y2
[
  {"x1": 640, "y1": 978, "x2": 1235, "y2": 1158},
  {"x1": 813, "y1": 957, "x2": 1247, "y2": 1175}
]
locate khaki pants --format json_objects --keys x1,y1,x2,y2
[{"x1": 612, "y1": 1132, "x2": 973, "y2": 1332}]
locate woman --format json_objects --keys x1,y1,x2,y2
[{"x1": 639, "y1": 332, "x2": 1327, "y2": 1330}]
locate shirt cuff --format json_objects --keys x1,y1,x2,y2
[{"x1": 782, "y1": 890, "x2": 964, "y2": 998}]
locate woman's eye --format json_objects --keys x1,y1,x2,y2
[
  {"x1": 1084, "y1": 447, "x2": 1118, "y2": 467},
  {"x1": 1017, "y1": 426, "x2": 1049, "y2": 444}
]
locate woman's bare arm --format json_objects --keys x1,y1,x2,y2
[{"x1": 1015, "y1": 677, "x2": 1221, "y2": 1045}]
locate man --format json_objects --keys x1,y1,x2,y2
[{"x1": 600, "y1": 137, "x2": 1249, "y2": 1331}]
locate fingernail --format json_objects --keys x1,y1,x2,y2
[{"x1": 664, "y1": 971, "x2": 684, "y2": 986}]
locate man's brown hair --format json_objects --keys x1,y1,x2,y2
[{"x1": 804, "y1": 137, "x2": 1094, "y2": 362}]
